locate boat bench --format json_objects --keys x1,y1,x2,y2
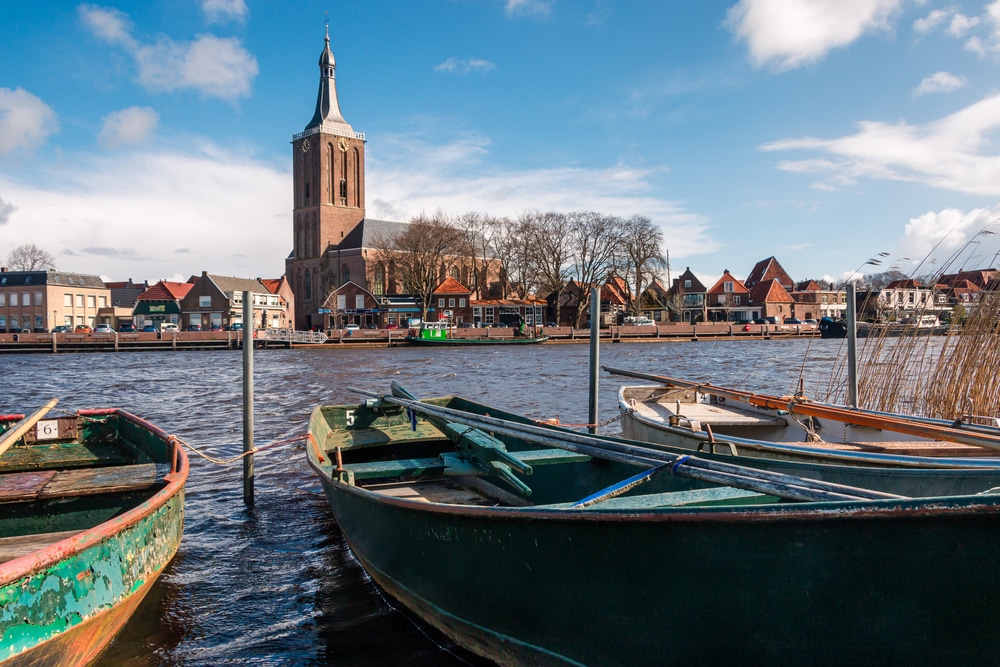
[
  {"x1": 0, "y1": 462, "x2": 169, "y2": 504},
  {"x1": 0, "y1": 529, "x2": 85, "y2": 564},
  {"x1": 539, "y1": 486, "x2": 771, "y2": 510},
  {"x1": 344, "y1": 448, "x2": 591, "y2": 480},
  {"x1": 0, "y1": 441, "x2": 134, "y2": 474}
]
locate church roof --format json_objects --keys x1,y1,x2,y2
[
  {"x1": 333, "y1": 218, "x2": 409, "y2": 250},
  {"x1": 303, "y1": 27, "x2": 354, "y2": 136}
]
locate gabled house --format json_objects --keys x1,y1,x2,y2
[
  {"x1": 432, "y1": 277, "x2": 473, "y2": 324},
  {"x1": 790, "y1": 280, "x2": 846, "y2": 320},
  {"x1": 133, "y1": 281, "x2": 193, "y2": 330},
  {"x1": 748, "y1": 279, "x2": 795, "y2": 321},
  {"x1": 745, "y1": 257, "x2": 794, "y2": 292},
  {"x1": 706, "y1": 270, "x2": 752, "y2": 322},
  {"x1": 667, "y1": 268, "x2": 708, "y2": 323},
  {"x1": 321, "y1": 280, "x2": 380, "y2": 329},
  {"x1": 0, "y1": 269, "x2": 110, "y2": 332},
  {"x1": 879, "y1": 279, "x2": 942, "y2": 318},
  {"x1": 260, "y1": 276, "x2": 296, "y2": 329},
  {"x1": 639, "y1": 278, "x2": 671, "y2": 322},
  {"x1": 180, "y1": 272, "x2": 288, "y2": 330}
]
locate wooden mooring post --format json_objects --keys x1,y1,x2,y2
[
  {"x1": 242, "y1": 291, "x2": 255, "y2": 506},
  {"x1": 588, "y1": 287, "x2": 600, "y2": 435}
]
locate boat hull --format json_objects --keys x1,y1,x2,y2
[
  {"x1": 0, "y1": 411, "x2": 187, "y2": 667},
  {"x1": 405, "y1": 335, "x2": 549, "y2": 346},
  {"x1": 314, "y1": 467, "x2": 1000, "y2": 667}
]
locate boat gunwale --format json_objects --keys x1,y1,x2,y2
[
  {"x1": 0, "y1": 408, "x2": 189, "y2": 585},
  {"x1": 306, "y1": 443, "x2": 1000, "y2": 525},
  {"x1": 617, "y1": 385, "x2": 1000, "y2": 469}
]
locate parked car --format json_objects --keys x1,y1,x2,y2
[
  {"x1": 159, "y1": 323, "x2": 179, "y2": 333},
  {"x1": 210, "y1": 324, "x2": 223, "y2": 331},
  {"x1": 186, "y1": 324, "x2": 202, "y2": 331},
  {"x1": 804, "y1": 319, "x2": 818, "y2": 325},
  {"x1": 51, "y1": 325, "x2": 71, "y2": 334},
  {"x1": 784, "y1": 318, "x2": 803, "y2": 325},
  {"x1": 345, "y1": 324, "x2": 360, "y2": 331},
  {"x1": 142, "y1": 325, "x2": 157, "y2": 332},
  {"x1": 74, "y1": 325, "x2": 93, "y2": 333},
  {"x1": 753, "y1": 317, "x2": 777, "y2": 325},
  {"x1": 118, "y1": 323, "x2": 136, "y2": 332},
  {"x1": 94, "y1": 323, "x2": 114, "y2": 333},
  {"x1": 227, "y1": 323, "x2": 244, "y2": 331}
]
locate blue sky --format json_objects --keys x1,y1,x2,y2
[{"x1": 2, "y1": 0, "x2": 1000, "y2": 287}]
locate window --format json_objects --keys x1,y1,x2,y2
[
  {"x1": 35, "y1": 315, "x2": 43, "y2": 329},
  {"x1": 684, "y1": 280, "x2": 692, "y2": 288},
  {"x1": 485, "y1": 308, "x2": 494, "y2": 324},
  {"x1": 438, "y1": 298, "x2": 445, "y2": 307},
  {"x1": 199, "y1": 296, "x2": 212, "y2": 308},
  {"x1": 34, "y1": 292, "x2": 43, "y2": 306},
  {"x1": 356, "y1": 295, "x2": 364, "y2": 309},
  {"x1": 10, "y1": 316, "x2": 18, "y2": 330},
  {"x1": 459, "y1": 298, "x2": 466, "y2": 307},
  {"x1": 473, "y1": 306, "x2": 482, "y2": 321},
  {"x1": 341, "y1": 265, "x2": 350, "y2": 285},
  {"x1": 449, "y1": 298, "x2": 456, "y2": 308},
  {"x1": 734, "y1": 296, "x2": 741, "y2": 305},
  {"x1": 87, "y1": 295, "x2": 96, "y2": 308},
  {"x1": 9, "y1": 294, "x2": 17, "y2": 307},
  {"x1": 0, "y1": 294, "x2": 5, "y2": 307},
  {"x1": 98, "y1": 295, "x2": 107, "y2": 307},
  {"x1": 0, "y1": 316, "x2": 5, "y2": 329},
  {"x1": 76, "y1": 294, "x2": 84, "y2": 307},
  {"x1": 724, "y1": 282, "x2": 734, "y2": 293},
  {"x1": 337, "y1": 294, "x2": 347, "y2": 309},
  {"x1": 22, "y1": 293, "x2": 29, "y2": 305}
]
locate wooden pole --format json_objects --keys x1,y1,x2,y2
[
  {"x1": 0, "y1": 399, "x2": 59, "y2": 457},
  {"x1": 242, "y1": 290, "x2": 254, "y2": 506},
  {"x1": 589, "y1": 287, "x2": 601, "y2": 435},
  {"x1": 846, "y1": 282, "x2": 859, "y2": 408}
]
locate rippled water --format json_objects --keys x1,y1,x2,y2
[{"x1": 1, "y1": 339, "x2": 847, "y2": 665}]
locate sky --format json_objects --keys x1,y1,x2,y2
[{"x1": 2, "y1": 0, "x2": 1000, "y2": 288}]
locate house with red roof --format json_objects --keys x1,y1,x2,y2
[
  {"x1": 133, "y1": 280, "x2": 194, "y2": 330},
  {"x1": 260, "y1": 276, "x2": 295, "y2": 329},
  {"x1": 431, "y1": 276, "x2": 473, "y2": 325},
  {"x1": 321, "y1": 280, "x2": 380, "y2": 329},
  {"x1": 667, "y1": 268, "x2": 708, "y2": 323},
  {"x1": 706, "y1": 270, "x2": 752, "y2": 322},
  {"x1": 745, "y1": 257, "x2": 795, "y2": 292},
  {"x1": 748, "y1": 279, "x2": 795, "y2": 321},
  {"x1": 790, "y1": 280, "x2": 846, "y2": 321},
  {"x1": 181, "y1": 273, "x2": 290, "y2": 330}
]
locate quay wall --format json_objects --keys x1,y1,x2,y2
[{"x1": 0, "y1": 323, "x2": 818, "y2": 354}]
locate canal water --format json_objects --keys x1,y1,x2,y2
[{"x1": 2, "y1": 339, "x2": 847, "y2": 665}]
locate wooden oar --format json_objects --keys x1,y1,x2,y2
[
  {"x1": 0, "y1": 399, "x2": 59, "y2": 457},
  {"x1": 348, "y1": 387, "x2": 903, "y2": 503},
  {"x1": 604, "y1": 366, "x2": 1000, "y2": 451}
]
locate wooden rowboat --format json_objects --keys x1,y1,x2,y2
[
  {"x1": 405, "y1": 321, "x2": 549, "y2": 346},
  {"x1": 307, "y1": 385, "x2": 1000, "y2": 666},
  {"x1": 608, "y1": 366, "x2": 1000, "y2": 465},
  {"x1": 0, "y1": 406, "x2": 188, "y2": 666}
]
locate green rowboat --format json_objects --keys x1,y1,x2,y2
[
  {"x1": 405, "y1": 321, "x2": 549, "y2": 346},
  {"x1": 0, "y1": 407, "x2": 188, "y2": 667},
  {"x1": 307, "y1": 387, "x2": 1000, "y2": 666}
]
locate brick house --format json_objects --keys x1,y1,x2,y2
[
  {"x1": 748, "y1": 279, "x2": 795, "y2": 321},
  {"x1": 180, "y1": 273, "x2": 288, "y2": 330},
  {"x1": 667, "y1": 268, "x2": 708, "y2": 323},
  {"x1": 706, "y1": 270, "x2": 752, "y2": 322},
  {"x1": 790, "y1": 280, "x2": 846, "y2": 321},
  {"x1": 432, "y1": 277, "x2": 473, "y2": 324},
  {"x1": 322, "y1": 281, "x2": 380, "y2": 329},
  {"x1": 133, "y1": 281, "x2": 193, "y2": 330}
]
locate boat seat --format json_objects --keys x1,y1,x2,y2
[
  {"x1": 0, "y1": 440, "x2": 134, "y2": 474},
  {"x1": 345, "y1": 448, "x2": 591, "y2": 480},
  {"x1": 539, "y1": 486, "x2": 772, "y2": 510},
  {"x1": 0, "y1": 529, "x2": 84, "y2": 564},
  {"x1": 0, "y1": 463, "x2": 169, "y2": 504}
]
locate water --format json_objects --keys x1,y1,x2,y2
[{"x1": 0, "y1": 339, "x2": 846, "y2": 665}]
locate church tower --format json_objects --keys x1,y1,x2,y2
[{"x1": 288, "y1": 27, "x2": 366, "y2": 328}]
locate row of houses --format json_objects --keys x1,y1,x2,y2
[{"x1": 0, "y1": 269, "x2": 294, "y2": 332}]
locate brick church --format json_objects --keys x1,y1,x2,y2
[{"x1": 285, "y1": 28, "x2": 405, "y2": 330}]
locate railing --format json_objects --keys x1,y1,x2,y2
[
  {"x1": 291, "y1": 127, "x2": 366, "y2": 142},
  {"x1": 261, "y1": 328, "x2": 328, "y2": 343}
]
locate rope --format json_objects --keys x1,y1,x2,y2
[
  {"x1": 172, "y1": 433, "x2": 308, "y2": 465},
  {"x1": 534, "y1": 408, "x2": 631, "y2": 430}
]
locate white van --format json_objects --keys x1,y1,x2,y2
[{"x1": 159, "y1": 323, "x2": 179, "y2": 333}]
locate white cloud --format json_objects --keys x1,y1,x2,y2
[
  {"x1": 0, "y1": 195, "x2": 16, "y2": 225},
  {"x1": 947, "y1": 13, "x2": 980, "y2": 36},
  {"x1": 898, "y1": 207, "x2": 1000, "y2": 269},
  {"x1": 0, "y1": 146, "x2": 289, "y2": 281},
  {"x1": 78, "y1": 4, "x2": 136, "y2": 49},
  {"x1": 912, "y1": 71, "x2": 967, "y2": 96},
  {"x1": 98, "y1": 107, "x2": 159, "y2": 148},
  {"x1": 913, "y1": 8, "x2": 952, "y2": 34},
  {"x1": 80, "y1": 6, "x2": 258, "y2": 101},
  {"x1": 365, "y1": 129, "x2": 717, "y2": 260},
  {"x1": 0, "y1": 88, "x2": 58, "y2": 156},
  {"x1": 726, "y1": 0, "x2": 903, "y2": 70},
  {"x1": 914, "y1": 1, "x2": 1000, "y2": 57},
  {"x1": 761, "y1": 93, "x2": 1000, "y2": 195},
  {"x1": 505, "y1": 0, "x2": 553, "y2": 18},
  {"x1": 202, "y1": 0, "x2": 248, "y2": 24},
  {"x1": 434, "y1": 57, "x2": 497, "y2": 74}
]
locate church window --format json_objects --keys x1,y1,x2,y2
[
  {"x1": 340, "y1": 147, "x2": 348, "y2": 205},
  {"x1": 328, "y1": 144, "x2": 335, "y2": 204},
  {"x1": 304, "y1": 271, "x2": 312, "y2": 300},
  {"x1": 341, "y1": 264, "x2": 350, "y2": 285},
  {"x1": 450, "y1": 266, "x2": 460, "y2": 280},
  {"x1": 305, "y1": 182, "x2": 310, "y2": 203},
  {"x1": 339, "y1": 179, "x2": 348, "y2": 200},
  {"x1": 372, "y1": 263, "x2": 385, "y2": 295},
  {"x1": 353, "y1": 148, "x2": 361, "y2": 206}
]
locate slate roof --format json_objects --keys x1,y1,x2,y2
[
  {"x1": 207, "y1": 275, "x2": 268, "y2": 294},
  {"x1": 334, "y1": 218, "x2": 409, "y2": 250},
  {"x1": 0, "y1": 270, "x2": 105, "y2": 289}
]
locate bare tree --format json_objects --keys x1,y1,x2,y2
[
  {"x1": 526, "y1": 212, "x2": 572, "y2": 324},
  {"x1": 370, "y1": 211, "x2": 466, "y2": 322},
  {"x1": 454, "y1": 211, "x2": 495, "y2": 297},
  {"x1": 7, "y1": 244, "x2": 55, "y2": 271},
  {"x1": 618, "y1": 215, "x2": 666, "y2": 317},
  {"x1": 567, "y1": 211, "x2": 624, "y2": 327},
  {"x1": 491, "y1": 214, "x2": 539, "y2": 299}
]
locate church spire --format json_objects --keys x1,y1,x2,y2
[{"x1": 304, "y1": 25, "x2": 353, "y2": 133}]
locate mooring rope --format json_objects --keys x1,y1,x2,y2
[{"x1": 172, "y1": 433, "x2": 308, "y2": 465}]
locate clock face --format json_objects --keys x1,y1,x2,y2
[
  {"x1": 338, "y1": 137, "x2": 349, "y2": 152},
  {"x1": 301, "y1": 139, "x2": 311, "y2": 152}
]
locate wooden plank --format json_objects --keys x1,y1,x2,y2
[
  {"x1": 0, "y1": 463, "x2": 166, "y2": 504},
  {"x1": 539, "y1": 487, "x2": 770, "y2": 510},
  {"x1": 0, "y1": 399, "x2": 58, "y2": 458},
  {"x1": 345, "y1": 448, "x2": 590, "y2": 480},
  {"x1": 0, "y1": 529, "x2": 83, "y2": 564},
  {"x1": 0, "y1": 441, "x2": 133, "y2": 473}
]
